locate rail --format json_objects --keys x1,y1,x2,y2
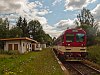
[{"x1": 64, "y1": 61, "x2": 100, "y2": 75}]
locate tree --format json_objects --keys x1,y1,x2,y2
[
  {"x1": 53, "y1": 37, "x2": 56, "y2": 41},
  {"x1": 3, "y1": 18, "x2": 9, "y2": 30},
  {"x1": 77, "y1": 8, "x2": 94, "y2": 27},
  {"x1": 76, "y1": 8, "x2": 98, "y2": 45},
  {"x1": 42, "y1": 34, "x2": 53, "y2": 46},
  {"x1": 16, "y1": 16, "x2": 23, "y2": 28},
  {"x1": 28, "y1": 20, "x2": 43, "y2": 41},
  {"x1": 16, "y1": 17, "x2": 53, "y2": 44},
  {"x1": 9, "y1": 27, "x2": 23, "y2": 38},
  {"x1": 16, "y1": 17, "x2": 29, "y2": 37},
  {"x1": 0, "y1": 18, "x2": 10, "y2": 49},
  {"x1": 52, "y1": 37, "x2": 56, "y2": 45},
  {"x1": 22, "y1": 18, "x2": 29, "y2": 37},
  {"x1": 28, "y1": 20, "x2": 53, "y2": 45},
  {"x1": 0, "y1": 18, "x2": 10, "y2": 38}
]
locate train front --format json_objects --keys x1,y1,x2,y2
[{"x1": 63, "y1": 29, "x2": 87, "y2": 61}]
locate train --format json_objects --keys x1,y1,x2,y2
[{"x1": 53, "y1": 28, "x2": 87, "y2": 61}]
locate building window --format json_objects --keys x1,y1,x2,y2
[
  {"x1": 8, "y1": 44, "x2": 12, "y2": 50},
  {"x1": 14, "y1": 44, "x2": 18, "y2": 50}
]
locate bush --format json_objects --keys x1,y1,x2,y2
[
  {"x1": 0, "y1": 50, "x2": 8, "y2": 54},
  {"x1": 8, "y1": 50, "x2": 19, "y2": 55},
  {"x1": 87, "y1": 45, "x2": 100, "y2": 64},
  {"x1": 0, "y1": 50, "x2": 19, "y2": 55}
]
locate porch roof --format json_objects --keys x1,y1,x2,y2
[{"x1": 0, "y1": 37, "x2": 38, "y2": 43}]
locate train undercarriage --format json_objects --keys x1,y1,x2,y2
[{"x1": 53, "y1": 48, "x2": 87, "y2": 61}]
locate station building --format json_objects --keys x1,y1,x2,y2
[{"x1": 0, "y1": 37, "x2": 42, "y2": 53}]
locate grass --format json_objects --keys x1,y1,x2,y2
[
  {"x1": 87, "y1": 45, "x2": 100, "y2": 65},
  {"x1": 95, "y1": 37, "x2": 100, "y2": 41},
  {"x1": 0, "y1": 48, "x2": 64, "y2": 75}
]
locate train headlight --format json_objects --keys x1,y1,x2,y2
[
  {"x1": 68, "y1": 44, "x2": 70, "y2": 46},
  {"x1": 81, "y1": 44, "x2": 85, "y2": 46},
  {"x1": 66, "y1": 44, "x2": 70, "y2": 47}
]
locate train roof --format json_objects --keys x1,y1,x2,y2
[
  {"x1": 57, "y1": 28, "x2": 86, "y2": 38},
  {"x1": 65, "y1": 28, "x2": 86, "y2": 33}
]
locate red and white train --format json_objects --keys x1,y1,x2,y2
[{"x1": 53, "y1": 28, "x2": 87, "y2": 61}]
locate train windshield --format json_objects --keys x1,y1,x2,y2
[
  {"x1": 76, "y1": 33, "x2": 85, "y2": 42},
  {"x1": 66, "y1": 34, "x2": 74, "y2": 42}
]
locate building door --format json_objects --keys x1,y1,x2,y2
[
  {"x1": 14, "y1": 44, "x2": 18, "y2": 50},
  {"x1": 8, "y1": 44, "x2": 12, "y2": 50},
  {"x1": 32, "y1": 44, "x2": 35, "y2": 51}
]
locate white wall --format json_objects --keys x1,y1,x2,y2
[
  {"x1": 41, "y1": 44, "x2": 46, "y2": 48},
  {"x1": 4, "y1": 40, "x2": 32, "y2": 53},
  {"x1": 21, "y1": 40, "x2": 32, "y2": 53},
  {"x1": 4, "y1": 40, "x2": 21, "y2": 53},
  {"x1": 34, "y1": 43, "x2": 42, "y2": 51}
]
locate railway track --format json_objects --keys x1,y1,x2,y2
[
  {"x1": 63, "y1": 61, "x2": 100, "y2": 75},
  {"x1": 53, "y1": 49, "x2": 100, "y2": 75}
]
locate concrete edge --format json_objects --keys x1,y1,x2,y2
[{"x1": 51, "y1": 48, "x2": 70, "y2": 75}]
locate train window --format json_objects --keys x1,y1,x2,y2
[
  {"x1": 66, "y1": 34, "x2": 74, "y2": 42},
  {"x1": 76, "y1": 33, "x2": 85, "y2": 42}
]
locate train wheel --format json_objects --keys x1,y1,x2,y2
[{"x1": 58, "y1": 54, "x2": 65, "y2": 62}]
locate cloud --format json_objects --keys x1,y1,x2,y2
[
  {"x1": 52, "y1": 0, "x2": 62, "y2": 6},
  {"x1": 91, "y1": 4, "x2": 100, "y2": 30},
  {"x1": 34, "y1": 16, "x2": 60, "y2": 37},
  {"x1": 35, "y1": 16, "x2": 48, "y2": 25},
  {"x1": 0, "y1": 0, "x2": 51, "y2": 20},
  {"x1": 46, "y1": 19, "x2": 77, "y2": 37},
  {"x1": 0, "y1": 0, "x2": 27, "y2": 13},
  {"x1": 44, "y1": 24, "x2": 63, "y2": 38},
  {"x1": 54, "y1": 19, "x2": 77, "y2": 31},
  {"x1": 64, "y1": 0, "x2": 96, "y2": 10},
  {"x1": 0, "y1": 0, "x2": 55, "y2": 37},
  {"x1": 37, "y1": 9, "x2": 52, "y2": 16},
  {"x1": 91, "y1": 4, "x2": 100, "y2": 21}
]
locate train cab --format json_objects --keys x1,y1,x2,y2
[{"x1": 53, "y1": 28, "x2": 87, "y2": 61}]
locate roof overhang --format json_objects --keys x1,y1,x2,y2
[{"x1": 0, "y1": 37, "x2": 38, "y2": 43}]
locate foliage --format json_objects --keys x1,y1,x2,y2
[
  {"x1": 87, "y1": 45, "x2": 100, "y2": 65},
  {"x1": 16, "y1": 17, "x2": 53, "y2": 45},
  {"x1": 16, "y1": 16, "x2": 23, "y2": 28},
  {"x1": 77, "y1": 8, "x2": 94, "y2": 26},
  {"x1": 0, "y1": 17, "x2": 53, "y2": 46},
  {"x1": 0, "y1": 48, "x2": 64, "y2": 75},
  {"x1": 0, "y1": 18, "x2": 9, "y2": 38},
  {"x1": 76, "y1": 8, "x2": 99, "y2": 46},
  {"x1": 28, "y1": 20, "x2": 43, "y2": 40},
  {"x1": 0, "y1": 18, "x2": 10, "y2": 49},
  {"x1": 43, "y1": 34, "x2": 53, "y2": 46},
  {"x1": 0, "y1": 50, "x2": 19, "y2": 55},
  {"x1": 28, "y1": 20, "x2": 53, "y2": 45},
  {"x1": 97, "y1": 30, "x2": 100, "y2": 37},
  {"x1": 3, "y1": 18, "x2": 9, "y2": 30},
  {"x1": 16, "y1": 17, "x2": 29, "y2": 37},
  {"x1": 52, "y1": 37, "x2": 56, "y2": 45},
  {"x1": 9, "y1": 27, "x2": 23, "y2": 38}
]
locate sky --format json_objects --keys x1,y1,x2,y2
[{"x1": 0, "y1": 0, "x2": 100, "y2": 38}]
